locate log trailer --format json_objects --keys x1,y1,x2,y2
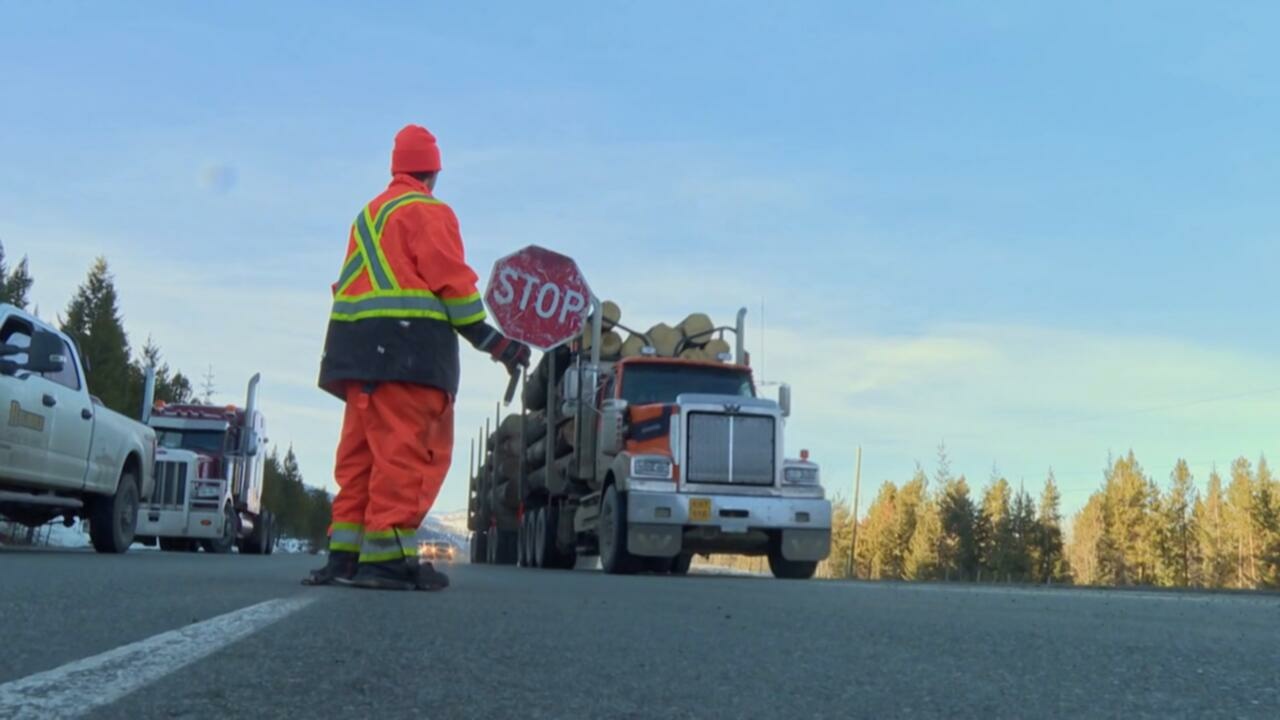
[{"x1": 468, "y1": 304, "x2": 832, "y2": 579}]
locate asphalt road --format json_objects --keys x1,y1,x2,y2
[{"x1": 1, "y1": 549, "x2": 1278, "y2": 719}]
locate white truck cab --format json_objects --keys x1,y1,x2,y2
[{"x1": 135, "y1": 375, "x2": 275, "y2": 554}]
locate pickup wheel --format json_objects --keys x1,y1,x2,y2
[
  {"x1": 201, "y1": 505, "x2": 237, "y2": 554},
  {"x1": 767, "y1": 545, "x2": 818, "y2": 580},
  {"x1": 599, "y1": 485, "x2": 638, "y2": 575},
  {"x1": 88, "y1": 469, "x2": 139, "y2": 554}
]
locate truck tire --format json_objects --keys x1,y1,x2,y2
[
  {"x1": 598, "y1": 485, "x2": 638, "y2": 575},
  {"x1": 202, "y1": 505, "x2": 237, "y2": 554},
  {"x1": 517, "y1": 513, "x2": 530, "y2": 567},
  {"x1": 262, "y1": 511, "x2": 275, "y2": 555},
  {"x1": 670, "y1": 553, "x2": 693, "y2": 576},
  {"x1": 470, "y1": 531, "x2": 488, "y2": 564},
  {"x1": 768, "y1": 545, "x2": 818, "y2": 580},
  {"x1": 88, "y1": 469, "x2": 139, "y2": 554},
  {"x1": 493, "y1": 529, "x2": 519, "y2": 565},
  {"x1": 537, "y1": 503, "x2": 576, "y2": 570},
  {"x1": 241, "y1": 511, "x2": 272, "y2": 555},
  {"x1": 533, "y1": 506, "x2": 548, "y2": 568}
]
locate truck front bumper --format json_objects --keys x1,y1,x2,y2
[
  {"x1": 626, "y1": 491, "x2": 832, "y2": 562},
  {"x1": 136, "y1": 507, "x2": 224, "y2": 540}
]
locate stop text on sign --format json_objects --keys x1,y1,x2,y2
[
  {"x1": 484, "y1": 245, "x2": 593, "y2": 351},
  {"x1": 490, "y1": 268, "x2": 587, "y2": 324}
]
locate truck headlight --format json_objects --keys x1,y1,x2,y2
[
  {"x1": 783, "y1": 465, "x2": 820, "y2": 485},
  {"x1": 193, "y1": 482, "x2": 223, "y2": 499},
  {"x1": 631, "y1": 456, "x2": 674, "y2": 479}
]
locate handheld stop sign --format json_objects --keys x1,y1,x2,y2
[{"x1": 484, "y1": 245, "x2": 593, "y2": 403}]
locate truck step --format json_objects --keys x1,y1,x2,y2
[{"x1": 0, "y1": 490, "x2": 83, "y2": 509}]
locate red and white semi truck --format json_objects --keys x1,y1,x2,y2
[{"x1": 135, "y1": 375, "x2": 275, "y2": 554}]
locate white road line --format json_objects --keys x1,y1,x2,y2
[{"x1": 0, "y1": 596, "x2": 315, "y2": 720}]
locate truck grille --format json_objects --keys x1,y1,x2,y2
[
  {"x1": 148, "y1": 460, "x2": 188, "y2": 508},
  {"x1": 685, "y1": 412, "x2": 775, "y2": 485}
]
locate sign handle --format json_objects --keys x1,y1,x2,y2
[{"x1": 503, "y1": 371, "x2": 520, "y2": 406}]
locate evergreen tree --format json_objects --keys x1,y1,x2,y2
[
  {"x1": 1193, "y1": 470, "x2": 1232, "y2": 589},
  {"x1": 1009, "y1": 486, "x2": 1038, "y2": 581},
  {"x1": 61, "y1": 258, "x2": 133, "y2": 415},
  {"x1": 127, "y1": 337, "x2": 194, "y2": 417},
  {"x1": 1155, "y1": 460, "x2": 1198, "y2": 587},
  {"x1": 1035, "y1": 471, "x2": 1067, "y2": 583},
  {"x1": 939, "y1": 474, "x2": 979, "y2": 581},
  {"x1": 0, "y1": 241, "x2": 34, "y2": 309},
  {"x1": 1101, "y1": 452, "x2": 1157, "y2": 585},
  {"x1": 905, "y1": 495, "x2": 943, "y2": 581},
  {"x1": 857, "y1": 482, "x2": 900, "y2": 580},
  {"x1": 827, "y1": 496, "x2": 857, "y2": 579},
  {"x1": 979, "y1": 474, "x2": 1012, "y2": 580},
  {"x1": 1068, "y1": 494, "x2": 1107, "y2": 585},
  {"x1": 893, "y1": 468, "x2": 928, "y2": 578},
  {"x1": 1224, "y1": 457, "x2": 1256, "y2": 588},
  {"x1": 1251, "y1": 456, "x2": 1280, "y2": 588}
]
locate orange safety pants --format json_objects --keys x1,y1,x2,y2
[{"x1": 327, "y1": 381, "x2": 454, "y2": 563}]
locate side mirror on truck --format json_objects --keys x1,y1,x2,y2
[
  {"x1": 24, "y1": 330, "x2": 67, "y2": 374},
  {"x1": 778, "y1": 384, "x2": 792, "y2": 418}
]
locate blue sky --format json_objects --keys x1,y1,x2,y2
[{"x1": 3, "y1": 2, "x2": 1277, "y2": 519}]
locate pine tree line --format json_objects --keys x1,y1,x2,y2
[
  {"x1": 814, "y1": 447, "x2": 1280, "y2": 591},
  {"x1": 261, "y1": 446, "x2": 333, "y2": 551},
  {"x1": 833, "y1": 447, "x2": 1068, "y2": 584}
]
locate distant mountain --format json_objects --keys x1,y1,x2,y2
[{"x1": 421, "y1": 510, "x2": 469, "y2": 548}]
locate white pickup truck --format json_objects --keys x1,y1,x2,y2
[{"x1": 0, "y1": 304, "x2": 156, "y2": 553}]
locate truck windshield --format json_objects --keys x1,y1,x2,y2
[
  {"x1": 620, "y1": 364, "x2": 754, "y2": 405},
  {"x1": 156, "y1": 430, "x2": 226, "y2": 454}
]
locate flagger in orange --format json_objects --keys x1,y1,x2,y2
[{"x1": 304, "y1": 124, "x2": 530, "y2": 591}]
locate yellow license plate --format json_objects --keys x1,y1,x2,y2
[{"x1": 689, "y1": 498, "x2": 712, "y2": 522}]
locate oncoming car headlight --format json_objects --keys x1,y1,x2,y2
[
  {"x1": 631, "y1": 455, "x2": 674, "y2": 480},
  {"x1": 783, "y1": 464, "x2": 820, "y2": 485}
]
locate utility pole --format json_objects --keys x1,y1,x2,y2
[{"x1": 847, "y1": 445, "x2": 862, "y2": 579}]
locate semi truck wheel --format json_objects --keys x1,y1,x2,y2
[
  {"x1": 533, "y1": 506, "x2": 548, "y2": 568},
  {"x1": 202, "y1": 505, "x2": 237, "y2": 554},
  {"x1": 767, "y1": 544, "x2": 818, "y2": 580},
  {"x1": 89, "y1": 469, "x2": 139, "y2": 554},
  {"x1": 670, "y1": 553, "x2": 693, "y2": 576},
  {"x1": 262, "y1": 511, "x2": 275, "y2": 555},
  {"x1": 470, "y1": 531, "x2": 488, "y2": 564},
  {"x1": 518, "y1": 513, "x2": 532, "y2": 567},
  {"x1": 598, "y1": 485, "x2": 638, "y2": 575},
  {"x1": 494, "y1": 529, "x2": 519, "y2": 565}
]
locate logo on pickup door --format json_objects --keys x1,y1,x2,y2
[{"x1": 8, "y1": 401, "x2": 45, "y2": 432}]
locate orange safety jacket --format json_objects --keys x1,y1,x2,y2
[{"x1": 319, "y1": 175, "x2": 488, "y2": 399}]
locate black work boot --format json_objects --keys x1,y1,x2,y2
[
  {"x1": 348, "y1": 558, "x2": 417, "y2": 591},
  {"x1": 415, "y1": 562, "x2": 451, "y2": 592},
  {"x1": 301, "y1": 551, "x2": 357, "y2": 586},
  {"x1": 349, "y1": 559, "x2": 450, "y2": 592}
]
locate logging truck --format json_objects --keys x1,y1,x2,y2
[{"x1": 468, "y1": 304, "x2": 832, "y2": 579}]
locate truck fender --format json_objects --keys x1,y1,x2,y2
[{"x1": 608, "y1": 453, "x2": 635, "y2": 493}]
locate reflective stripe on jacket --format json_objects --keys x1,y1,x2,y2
[{"x1": 319, "y1": 175, "x2": 486, "y2": 398}]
